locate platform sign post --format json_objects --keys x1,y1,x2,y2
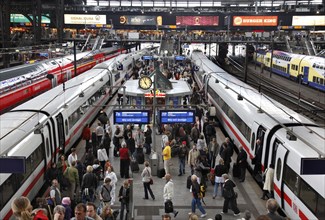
[{"x1": 0, "y1": 156, "x2": 26, "y2": 173}]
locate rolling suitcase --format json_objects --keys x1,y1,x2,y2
[
  {"x1": 137, "y1": 152, "x2": 145, "y2": 164},
  {"x1": 187, "y1": 175, "x2": 192, "y2": 189},
  {"x1": 157, "y1": 168, "x2": 166, "y2": 178},
  {"x1": 233, "y1": 163, "x2": 240, "y2": 178},
  {"x1": 131, "y1": 160, "x2": 139, "y2": 173}
]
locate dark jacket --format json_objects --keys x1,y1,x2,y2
[
  {"x1": 191, "y1": 180, "x2": 200, "y2": 199},
  {"x1": 214, "y1": 164, "x2": 228, "y2": 177},
  {"x1": 81, "y1": 172, "x2": 98, "y2": 190},
  {"x1": 118, "y1": 186, "x2": 130, "y2": 203},
  {"x1": 236, "y1": 149, "x2": 248, "y2": 168},
  {"x1": 223, "y1": 179, "x2": 236, "y2": 198}
]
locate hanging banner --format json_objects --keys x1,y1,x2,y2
[
  {"x1": 64, "y1": 14, "x2": 106, "y2": 25},
  {"x1": 176, "y1": 16, "x2": 219, "y2": 26},
  {"x1": 233, "y1": 16, "x2": 278, "y2": 26},
  {"x1": 292, "y1": 16, "x2": 325, "y2": 26}
]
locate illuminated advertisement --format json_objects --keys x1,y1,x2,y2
[
  {"x1": 292, "y1": 16, "x2": 325, "y2": 26},
  {"x1": 120, "y1": 16, "x2": 160, "y2": 25},
  {"x1": 10, "y1": 14, "x2": 50, "y2": 23},
  {"x1": 64, "y1": 14, "x2": 106, "y2": 25},
  {"x1": 176, "y1": 16, "x2": 219, "y2": 26},
  {"x1": 233, "y1": 16, "x2": 278, "y2": 26}
]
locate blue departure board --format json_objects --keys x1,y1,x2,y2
[
  {"x1": 160, "y1": 110, "x2": 195, "y2": 123},
  {"x1": 114, "y1": 110, "x2": 150, "y2": 124},
  {"x1": 142, "y1": 55, "x2": 153, "y2": 60}
]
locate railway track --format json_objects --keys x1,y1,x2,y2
[{"x1": 225, "y1": 57, "x2": 325, "y2": 124}]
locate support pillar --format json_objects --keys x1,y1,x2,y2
[
  {"x1": 0, "y1": 0, "x2": 11, "y2": 68},
  {"x1": 56, "y1": 0, "x2": 64, "y2": 43},
  {"x1": 33, "y1": 0, "x2": 42, "y2": 44}
]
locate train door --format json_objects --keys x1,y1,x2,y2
[
  {"x1": 302, "y1": 66, "x2": 309, "y2": 84},
  {"x1": 255, "y1": 125, "x2": 266, "y2": 173},
  {"x1": 66, "y1": 70, "x2": 72, "y2": 80},
  {"x1": 274, "y1": 143, "x2": 289, "y2": 209},
  {"x1": 55, "y1": 113, "x2": 65, "y2": 153},
  {"x1": 42, "y1": 123, "x2": 54, "y2": 169}
]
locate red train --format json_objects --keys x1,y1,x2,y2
[{"x1": 0, "y1": 46, "x2": 130, "y2": 113}]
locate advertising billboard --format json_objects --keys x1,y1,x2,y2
[
  {"x1": 176, "y1": 16, "x2": 219, "y2": 26},
  {"x1": 10, "y1": 14, "x2": 50, "y2": 24},
  {"x1": 233, "y1": 16, "x2": 278, "y2": 26},
  {"x1": 64, "y1": 14, "x2": 106, "y2": 25},
  {"x1": 120, "y1": 15, "x2": 160, "y2": 25},
  {"x1": 292, "y1": 16, "x2": 325, "y2": 26}
]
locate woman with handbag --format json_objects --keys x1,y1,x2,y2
[{"x1": 141, "y1": 161, "x2": 155, "y2": 200}]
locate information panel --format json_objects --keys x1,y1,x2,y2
[
  {"x1": 114, "y1": 110, "x2": 150, "y2": 124},
  {"x1": 0, "y1": 156, "x2": 26, "y2": 173},
  {"x1": 301, "y1": 158, "x2": 325, "y2": 175},
  {"x1": 160, "y1": 110, "x2": 195, "y2": 124}
]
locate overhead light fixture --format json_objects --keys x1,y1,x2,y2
[
  {"x1": 225, "y1": 85, "x2": 229, "y2": 89},
  {"x1": 100, "y1": 78, "x2": 103, "y2": 81},
  {"x1": 237, "y1": 94, "x2": 243, "y2": 101},
  {"x1": 215, "y1": 79, "x2": 219, "y2": 83},
  {"x1": 79, "y1": 92, "x2": 84, "y2": 98}
]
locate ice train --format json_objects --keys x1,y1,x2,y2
[
  {"x1": 0, "y1": 47, "x2": 154, "y2": 219},
  {"x1": 0, "y1": 46, "x2": 133, "y2": 113},
  {"x1": 191, "y1": 51, "x2": 325, "y2": 220}
]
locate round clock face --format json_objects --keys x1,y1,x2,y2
[{"x1": 139, "y1": 76, "x2": 152, "y2": 90}]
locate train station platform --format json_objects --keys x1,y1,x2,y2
[{"x1": 70, "y1": 100, "x2": 269, "y2": 220}]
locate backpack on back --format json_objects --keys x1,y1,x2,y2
[{"x1": 199, "y1": 183, "x2": 207, "y2": 205}]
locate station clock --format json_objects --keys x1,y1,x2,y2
[{"x1": 139, "y1": 76, "x2": 152, "y2": 90}]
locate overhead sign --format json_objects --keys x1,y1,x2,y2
[
  {"x1": 176, "y1": 16, "x2": 219, "y2": 26},
  {"x1": 292, "y1": 16, "x2": 325, "y2": 26},
  {"x1": 10, "y1": 14, "x2": 50, "y2": 24},
  {"x1": 0, "y1": 156, "x2": 26, "y2": 173},
  {"x1": 113, "y1": 110, "x2": 150, "y2": 124},
  {"x1": 64, "y1": 14, "x2": 106, "y2": 25},
  {"x1": 175, "y1": 55, "x2": 185, "y2": 61},
  {"x1": 120, "y1": 15, "x2": 158, "y2": 25},
  {"x1": 301, "y1": 158, "x2": 325, "y2": 175},
  {"x1": 160, "y1": 110, "x2": 195, "y2": 124},
  {"x1": 233, "y1": 16, "x2": 278, "y2": 26}
]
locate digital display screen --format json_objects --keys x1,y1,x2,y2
[
  {"x1": 114, "y1": 110, "x2": 150, "y2": 124},
  {"x1": 160, "y1": 110, "x2": 195, "y2": 124},
  {"x1": 301, "y1": 158, "x2": 325, "y2": 175},
  {"x1": 142, "y1": 55, "x2": 153, "y2": 60},
  {"x1": 0, "y1": 156, "x2": 26, "y2": 173},
  {"x1": 175, "y1": 55, "x2": 185, "y2": 61}
]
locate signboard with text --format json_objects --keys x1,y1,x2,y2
[
  {"x1": 114, "y1": 110, "x2": 150, "y2": 124},
  {"x1": 176, "y1": 16, "x2": 218, "y2": 26},
  {"x1": 11, "y1": 14, "x2": 50, "y2": 24},
  {"x1": 292, "y1": 16, "x2": 325, "y2": 26},
  {"x1": 0, "y1": 156, "x2": 26, "y2": 173},
  {"x1": 160, "y1": 110, "x2": 195, "y2": 124},
  {"x1": 120, "y1": 15, "x2": 159, "y2": 25},
  {"x1": 64, "y1": 14, "x2": 106, "y2": 25},
  {"x1": 233, "y1": 16, "x2": 278, "y2": 26}
]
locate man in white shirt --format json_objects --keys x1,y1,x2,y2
[
  {"x1": 163, "y1": 174, "x2": 178, "y2": 217},
  {"x1": 68, "y1": 148, "x2": 78, "y2": 167}
]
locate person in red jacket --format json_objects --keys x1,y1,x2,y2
[
  {"x1": 119, "y1": 142, "x2": 131, "y2": 178},
  {"x1": 82, "y1": 124, "x2": 91, "y2": 151}
]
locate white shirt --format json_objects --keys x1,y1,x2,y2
[
  {"x1": 105, "y1": 171, "x2": 118, "y2": 187},
  {"x1": 163, "y1": 180, "x2": 174, "y2": 202},
  {"x1": 68, "y1": 153, "x2": 78, "y2": 167}
]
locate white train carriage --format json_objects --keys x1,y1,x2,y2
[
  {"x1": 190, "y1": 51, "x2": 325, "y2": 220},
  {"x1": 0, "y1": 48, "x2": 150, "y2": 219}
]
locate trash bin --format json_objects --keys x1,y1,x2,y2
[{"x1": 150, "y1": 152, "x2": 159, "y2": 176}]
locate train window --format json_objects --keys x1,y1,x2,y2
[
  {"x1": 271, "y1": 140, "x2": 281, "y2": 166},
  {"x1": 313, "y1": 63, "x2": 316, "y2": 68},
  {"x1": 299, "y1": 179, "x2": 317, "y2": 214},
  {"x1": 316, "y1": 195, "x2": 325, "y2": 220},
  {"x1": 316, "y1": 64, "x2": 320, "y2": 69},
  {"x1": 251, "y1": 133, "x2": 255, "y2": 151},
  {"x1": 313, "y1": 76, "x2": 316, "y2": 82},
  {"x1": 65, "y1": 120, "x2": 68, "y2": 136},
  {"x1": 320, "y1": 78, "x2": 324, "y2": 85},
  {"x1": 276, "y1": 158, "x2": 281, "y2": 181},
  {"x1": 283, "y1": 164, "x2": 299, "y2": 195},
  {"x1": 46, "y1": 138, "x2": 50, "y2": 158}
]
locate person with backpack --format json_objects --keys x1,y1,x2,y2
[
  {"x1": 99, "y1": 178, "x2": 112, "y2": 207},
  {"x1": 189, "y1": 175, "x2": 207, "y2": 218},
  {"x1": 178, "y1": 141, "x2": 188, "y2": 176},
  {"x1": 81, "y1": 166, "x2": 98, "y2": 204}
]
